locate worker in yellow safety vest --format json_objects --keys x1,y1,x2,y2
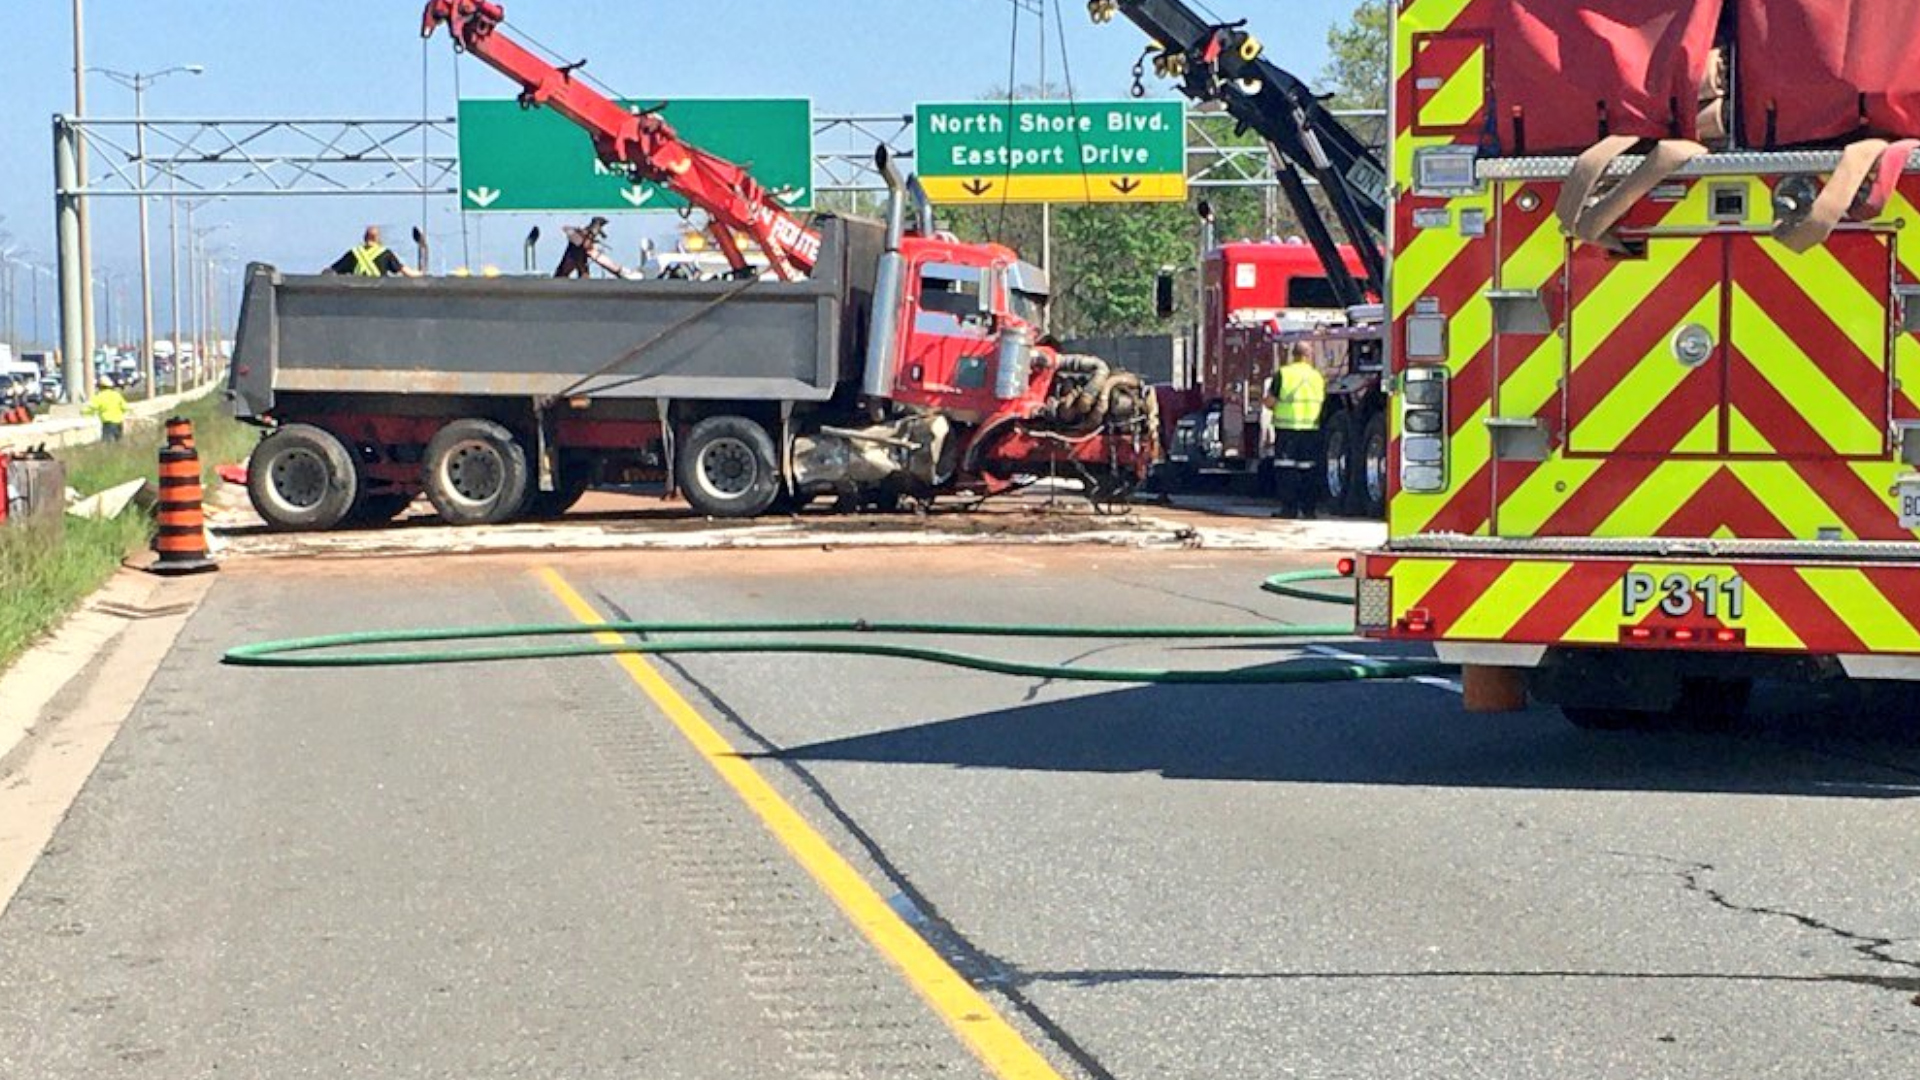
[
  {"x1": 327, "y1": 226, "x2": 422, "y2": 278},
  {"x1": 1263, "y1": 342, "x2": 1326, "y2": 519},
  {"x1": 85, "y1": 378, "x2": 129, "y2": 443}
]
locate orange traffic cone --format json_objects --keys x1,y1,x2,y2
[
  {"x1": 152, "y1": 445, "x2": 216, "y2": 575},
  {"x1": 165, "y1": 416, "x2": 195, "y2": 450}
]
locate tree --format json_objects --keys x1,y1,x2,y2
[{"x1": 1322, "y1": 1, "x2": 1390, "y2": 110}]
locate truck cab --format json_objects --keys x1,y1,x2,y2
[
  {"x1": 874, "y1": 237, "x2": 1053, "y2": 425},
  {"x1": 1163, "y1": 240, "x2": 1384, "y2": 511}
]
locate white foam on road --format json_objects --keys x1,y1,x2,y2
[{"x1": 212, "y1": 508, "x2": 1388, "y2": 560}]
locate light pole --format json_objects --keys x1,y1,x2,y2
[
  {"x1": 71, "y1": 0, "x2": 96, "y2": 387},
  {"x1": 96, "y1": 268, "x2": 114, "y2": 354},
  {"x1": 24, "y1": 262, "x2": 51, "y2": 349},
  {"x1": 90, "y1": 64, "x2": 204, "y2": 399},
  {"x1": 190, "y1": 222, "x2": 228, "y2": 381},
  {"x1": 0, "y1": 245, "x2": 18, "y2": 356},
  {"x1": 203, "y1": 247, "x2": 235, "y2": 381},
  {"x1": 177, "y1": 198, "x2": 222, "y2": 391}
]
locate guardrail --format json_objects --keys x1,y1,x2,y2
[{"x1": 0, "y1": 381, "x2": 224, "y2": 454}]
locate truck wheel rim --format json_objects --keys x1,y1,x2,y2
[
  {"x1": 697, "y1": 437, "x2": 757, "y2": 498},
  {"x1": 1325, "y1": 430, "x2": 1349, "y2": 498},
  {"x1": 441, "y1": 440, "x2": 505, "y2": 506},
  {"x1": 1365, "y1": 433, "x2": 1388, "y2": 506},
  {"x1": 267, "y1": 447, "x2": 330, "y2": 512}
]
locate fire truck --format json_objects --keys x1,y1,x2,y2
[
  {"x1": 1353, "y1": 0, "x2": 1920, "y2": 727},
  {"x1": 1093, "y1": 0, "x2": 1391, "y2": 514},
  {"x1": 230, "y1": 1, "x2": 1154, "y2": 530}
]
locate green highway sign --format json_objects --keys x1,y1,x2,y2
[
  {"x1": 914, "y1": 100, "x2": 1186, "y2": 204},
  {"x1": 457, "y1": 98, "x2": 813, "y2": 213}
]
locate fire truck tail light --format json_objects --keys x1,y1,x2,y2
[
  {"x1": 1619, "y1": 625, "x2": 1746, "y2": 646},
  {"x1": 1403, "y1": 378, "x2": 1444, "y2": 407},
  {"x1": 1402, "y1": 437, "x2": 1444, "y2": 464},
  {"x1": 1404, "y1": 410, "x2": 1442, "y2": 435},
  {"x1": 1399, "y1": 367, "x2": 1449, "y2": 494},
  {"x1": 1402, "y1": 465, "x2": 1445, "y2": 491},
  {"x1": 1335, "y1": 557, "x2": 1356, "y2": 577},
  {"x1": 1356, "y1": 577, "x2": 1392, "y2": 630}
]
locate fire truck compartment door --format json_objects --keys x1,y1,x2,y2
[
  {"x1": 1724, "y1": 232, "x2": 1891, "y2": 459},
  {"x1": 1565, "y1": 237, "x2": 1725, "y2": 458}
]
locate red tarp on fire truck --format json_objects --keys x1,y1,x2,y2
[
  {"x1": 1738, "y1": 0, "x2": 1920, "y2": 146},
  {"x1": 1492, "y1": 0, "x2": 1722, "y2": 154}
]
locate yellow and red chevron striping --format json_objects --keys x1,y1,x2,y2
[
  {"x1": 1363, "y1": 552, "x2": 1920, "y2": 656},
  {"x1": 1381, "y1": 0, "x2": 1920, "y2": 664}
]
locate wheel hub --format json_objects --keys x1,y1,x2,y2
[
  {"x1": 443, "y1": 440, "x2": 505, "y2": 504},
  {"x1": 269, "y1": 448, "x2": 329, "y2": 510},
  {"x1": 1365, "y1": 436, "x2": 1388, "y2": 506},
  {"x1": 1325, "y1": 430, "x2": 1350, "y2": 498},
  {"x1": 698, "y1": 437, "x2": 756, "y2": 497}
]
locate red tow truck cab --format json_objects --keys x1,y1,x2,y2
[{"x1": 1160, "y1": 240, "x2": 1387, "y2": 514}]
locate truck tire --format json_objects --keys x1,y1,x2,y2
[
  {"x1": 248, "y1": 423, "x2": 359, "y2": 532},
  {"x1": 1564, "y1": 678, "x2": 1752, "y2": 733},
  {"x1": 1323, "y1": 411, "x2": 1356, "y2": 514},
  {"x1": 1360, "y1": 409, "x2": 1389, "y2": 518},
  {"x1": 1152, "y1": 460, "x2": 1194, "y2": 494},
  {"x1": 524, "y1": 470, "x2": 593, "y2": 519},
  {"x1": 423, "y1": 418, "x2": 530, "y2": 526},
  {"x1": 678, "y1": 415, "x2": 781, "y2": 518},
  {"x1": 346, "y1": 490, "x2": 416, "y2": 527}
]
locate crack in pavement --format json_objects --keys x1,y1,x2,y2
[
  {"x1": 1017, "y1": 643, "x2": 1131, "y2": 705},
  {"x1": 993, "y1": 966, "x2": 1920, "y2": 992},
  {"x1": 1604, "y1": 849, "x2": 1920, "y2": 997},
  {"x1": 1099, "y1": 572, "x2": 1294, "y2": 624}
]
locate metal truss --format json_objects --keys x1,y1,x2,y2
[
  {"x1": 56, "y1": 108, "x2": 1384, "y2": 200},
  {"x1": 1186, "y1": 108, "x2": 1386, "y2": 190},
  {"x1": 55, "y1": 116, "x2": 459, "y2": 198},
  {"x1": 814, "y1": 114, "x2": 917, "y2": 195}
]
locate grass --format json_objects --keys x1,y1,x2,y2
[{"x1": 0, "y1": 392, "x2": 258, "y2": 671}]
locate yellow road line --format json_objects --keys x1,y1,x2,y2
[{"x1": 533, "y1": 567, "x2": 1067, "y2": 1080}]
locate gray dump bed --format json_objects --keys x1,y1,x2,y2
[{"x1": 230, "y1": 215, "x2": 882, "y2": 418}]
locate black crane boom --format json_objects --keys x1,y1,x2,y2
[{"x1": 1090, "y1": 0, "x2": 1387, "y2": 307}]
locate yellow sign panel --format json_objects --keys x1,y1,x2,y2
[{"x1": 918, "y1": 173, "x2": 1187, "y2": 205}]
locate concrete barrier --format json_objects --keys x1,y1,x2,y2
[{"x1": 0, "y1": 382, "x2": 225, "y2": 454}]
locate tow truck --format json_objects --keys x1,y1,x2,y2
[
  {"x1": 227, "y1": 1, "x2": 1155, "y2": 531},
  {"x1": 1091, "y1": 0, "x2": 1391, "y2": 514}
]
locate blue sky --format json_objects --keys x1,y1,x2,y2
[{"x1": 0, "y1": 0, "x2": 1349, "y2": 347}]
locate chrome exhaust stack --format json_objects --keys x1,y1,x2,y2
[
  {"x1": 863, "y1": 146, "x2": 910, "y2": 402},
  {"x1": 906, "y1": 174, "x2": 936, "y2": 236}
]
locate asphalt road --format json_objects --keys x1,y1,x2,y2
[{"x1": 3, "y1": 545, "x2": 1919, "y2": 1079}]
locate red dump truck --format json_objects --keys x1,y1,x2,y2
[{"x1": 228, "y1": 2, "x2": 1155, "y2": 530}]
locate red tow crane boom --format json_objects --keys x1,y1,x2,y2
[{"x1": 421, "y1": 0, "x2": 821, "y2": 280}]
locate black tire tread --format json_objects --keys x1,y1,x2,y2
[
  {"x1": 247, "y1": 423, "x2": 358, "y2": 533},
  {"x1": 423, "y1": 418, "x2": 530, "y2": 527}
]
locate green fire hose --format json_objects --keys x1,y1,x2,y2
[{"x1": 222, "y1": 570, "x2": 1453, "y2": 685}]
